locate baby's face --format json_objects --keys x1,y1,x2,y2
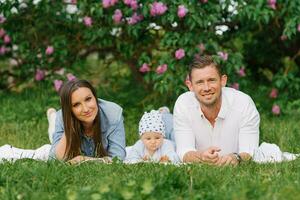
[{"x1": 141, "y1": 132, "x2": 164, "y2": 153}]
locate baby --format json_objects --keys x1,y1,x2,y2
[{"x1": 125, "y1": 110, "x2": 179, "y2": 164}]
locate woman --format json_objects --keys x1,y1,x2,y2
[
  {"x1": 50, "y1": 79, "x2": 126, "y2": 162},
  {"x1": 0, "y1": 79, "x2": 126, "y2": 164}
]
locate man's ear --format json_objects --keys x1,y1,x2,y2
[
  {"x1": 221, "y1": 75, "x2": 227, "y2": 87},
  {"x1": 185, "y1": 80, "x2": 193, "y2": 91}
]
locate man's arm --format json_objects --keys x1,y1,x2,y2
[
  {"x1": 239, "y1": 96, "x2": 260, "y2": 158},
  {"x1": 173, "y1": 96, "x2": 197, "y2": 161},
  {"x1": 183, "y1": 147, "x2": 220, "y2": 164},
  {"x1": 174, "y1": 94, "x2": 222, "y2": 164},
  {"x1": 215, "y1": 152, "x2": 252, "y2": 166},
  {"x1": 183, "y1": 151, "x2": 202, "y2": 162},
  {"x1": 216, "y1": 96, "x2": 260, "y2": 166}
]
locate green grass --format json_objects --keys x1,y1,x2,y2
[
  {"x1": 1, "y1": 160, "x2": 300, "y2": 200},
  {"x1": 0, "y1": 83, "x2": 300, "y2": 199}
]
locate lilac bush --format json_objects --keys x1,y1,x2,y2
[{"x1": 0, "y1": 0, "x2": 299, "y2": 113}]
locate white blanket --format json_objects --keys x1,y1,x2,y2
[
  {"x1": 0, "y1": 143, "x2": 299, "y2": 164},
  {"x1": 253, "y1": 142, "x2": 299, "y2": 163},
  {"x1": 0, "y1": 144, "x2": 51, "y2": 162}
]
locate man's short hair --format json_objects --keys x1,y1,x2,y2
[{"x1": 188, "y1": 55, "x2": 222, "y2": 80}]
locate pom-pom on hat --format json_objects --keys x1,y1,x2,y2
[{"x1": 139, "y1": 110, "x2": 165, "y2": 137}]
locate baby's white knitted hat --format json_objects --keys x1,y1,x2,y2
[{"x1": 138, "y1": 110, "x2": 165, "y2": 137}]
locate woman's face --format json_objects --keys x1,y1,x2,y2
[{"x1": 71, "y1": 87, "x2": 98, "y2": 126}]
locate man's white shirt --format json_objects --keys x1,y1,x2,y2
[{"x1": 173, "y1": 87, "x2": 260, "y2": 160}]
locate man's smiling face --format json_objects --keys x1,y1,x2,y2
[{"x1": 188, "y1": 65, "x2": 227, "y2": 107}]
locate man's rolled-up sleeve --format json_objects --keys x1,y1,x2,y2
[
  {"x1": 173, "y1": 97, "x2": 196, "y2": 161},
  {"x1": 238, "y1": 97, "x2": 260, "y2": 156}
]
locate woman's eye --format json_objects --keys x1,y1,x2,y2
[
  {"x1": 73, "y1": 103, "x2": 80, "y2": 108},
  {"x1": 86, "y1": 97, "x2": 92, "y2": 101}
]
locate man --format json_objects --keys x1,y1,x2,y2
[{"x1": 173, "y1": 55, "x2": 260, "y2": 166}]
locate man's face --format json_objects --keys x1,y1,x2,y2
[{"x1": 187, "y1": 65, "x2": 227, "y2": 107}]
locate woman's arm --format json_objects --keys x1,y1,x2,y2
[
  {"x1": 49, "y1": 110, "x2": 68, "y2": 160},
  {"x1": 67, "y1": 155, "x2": 111, "y2": 165},
  {"x1": 54, "y1": 133, "x2": 67, "y2": 160},
  {"x1": 106, "y1": 115, "x2": 126, "y2": 160}
]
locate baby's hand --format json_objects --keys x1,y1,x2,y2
[
  {"x1": 159, "y1": 155, "x2": 170, "y2": 163},
  {"x1": 143, "y1": 155, "x2": 150, "y2": 161}
]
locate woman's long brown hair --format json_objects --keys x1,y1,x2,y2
[{"x1": 59, "y1": 79, "x2": 107, "y2": 160}]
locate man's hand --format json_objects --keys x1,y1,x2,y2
[
  {"x1": 183, "y1": 146, "x2": 220, "y2": 164},
  {"x1": 215, "y1": 154, "x2": 239, "y2": 166},
  {"x1": 200, "y1": 146, "x2": 221, "y2": 164}
]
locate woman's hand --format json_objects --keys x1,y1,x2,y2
[
  {"x1": 68, "y1": 155, "x2": 87, "y2": 165},
  {"x1": 68, "y1": 155, "x2": 85, "y2": 165}
]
